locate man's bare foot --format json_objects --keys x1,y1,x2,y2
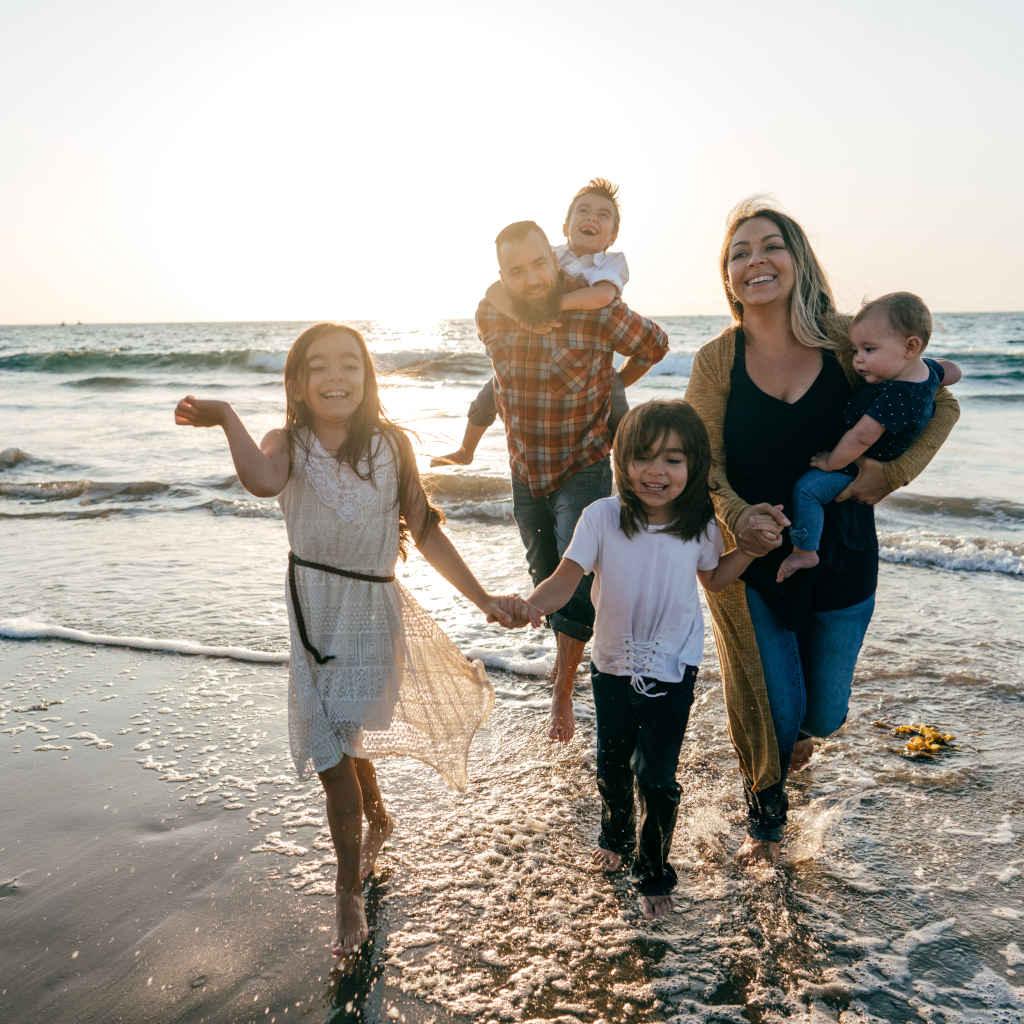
[
  {"x1": 639, "y1": 892, "x2": 673, "y2": 920},
  {"x1": 590, "y1": 847, "x2": 623, "y2": 873},
  {"x1": 789, "y1": 737, "x2": 815, "y2": 772},
  {"x1": 548, "y1": 692, "x2": 575, "y2": 742},
  {"x1": 332, "y1": 890, "x2": 369, "y2": 957},
  {"x1": 735, "y1": 836, "x2": 781, "y2": 867},
  {"x1": 776, "y1": 548, "x2": 819, "y2": 583},
  {"x1": 429, "y1": 447, "x2": 473, "y2": 467},
  {"x1": 359, "y1": 813, "x2": 394, "y2": 881}
]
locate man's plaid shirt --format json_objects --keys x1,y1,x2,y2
[{"x1": 476, "y1": 293, "x2": 669, "y2": 497}]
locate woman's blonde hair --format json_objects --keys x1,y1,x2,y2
[{"x1": 720, "y1": 196, "x2": 842, "y2": 351}]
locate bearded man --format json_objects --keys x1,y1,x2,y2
[{"x1": 476, "y1": 220, "x2": 669, "y2": 741}]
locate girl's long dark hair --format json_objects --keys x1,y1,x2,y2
[
  {"x1": 283, "y1": 322, "x2": 441, "y2": 558},
  {"x1": 613, "y1": 400, "x2": 714, "y2": 542}
]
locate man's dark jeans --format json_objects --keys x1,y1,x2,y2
[
  {"x1": 591, "y1": 664, "x2": 697, "y2": 896},
  {"x1": 511, "y1": 458, "x2": 611, "y2": 642}
]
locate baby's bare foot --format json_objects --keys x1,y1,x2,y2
[
  {"x1": 332, "y1": 889, "x2": 368, "y2": 957},
  {"x1": 548, "y1": 694, "x2": 575, "y2": 743},
  {"x1": 776, "y1": 548, "x2": 819, "y2": 583},
  {"x1": 590, "y1": 846, "x2": 623, "y2": 873},
  {"x1": 639, "y1": 892, "x2": 673, "y2": 920},
  {"x1": 735, "y1": 836, "x2": 781, "y2": 867},
  {"x1": 359, "y1": 813, "x2": 394, "y2": 881}
]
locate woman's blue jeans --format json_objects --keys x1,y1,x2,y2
[{"x1": 744, "y1": 587, "x2": 875, "y2": 842}]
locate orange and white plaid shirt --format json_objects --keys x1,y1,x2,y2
[{"x1": 476, "y1": 292, "x2": 668, "y2": 497}]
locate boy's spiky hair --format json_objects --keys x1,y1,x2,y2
[{"x1": 565, "y1": 178, "x2": 621, "y2": 231}]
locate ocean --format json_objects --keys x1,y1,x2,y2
[{"x1": 2, "y1": 314, "x2": 1022, "y2": 1023}]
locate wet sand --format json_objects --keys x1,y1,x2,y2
[{"x1": 3, "y1": 613, "x2": 1023, "y2": 1024}]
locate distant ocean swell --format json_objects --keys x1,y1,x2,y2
[
  {"x1": 0, "y1": 345, "x2": 702, "y2": 382},
  {"x1": 2, "y1": 476, "x2": 1021, "y2": 576},
  {"x1": 0, "y1": 347, "x2": 495, "y2": 380}
]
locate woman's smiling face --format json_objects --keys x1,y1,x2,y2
[{"x1": 725, "y1": 215, "x2": 796, "y2": 311}]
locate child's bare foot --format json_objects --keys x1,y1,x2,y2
[
  {"x1": 776, "y1": 548, "x2": 819, "y2": 583},
  {"x1": 429, "y1": 447, "x2": 473, "y2": 467},
  {"x1": 735, "y1": 836, "x2": 781, "y2": 867},
  {"x1": 789, "y1": 737, "x2": 815, "y2": 772},
  {"x1": 590, "y1": 846, "x2": 624, "y2": 873},
  {"x1": 359, "y1": 813, "x2": 394, "y2": 881},
  {"x1": 639, "y1": 892, "x2": 673, "y2": 920},
  {"x1": 548, "y1": 693, "x2": 575, "y2": 742},
  {"x1": 332, "y1": 889, "x2": 369, "y2": 957}
]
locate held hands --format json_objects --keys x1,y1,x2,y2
[
  {"x1": 174, "y1": 395, "x2": 229, "y2": 428},
  {"x1": 483, "y1": 595, "x2": 543, "y2": 629},
  {"x1": 735, "y1": 503, "x2": 789, "y2": 557}
]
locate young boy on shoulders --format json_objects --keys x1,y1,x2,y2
[{"x1": 432, "y1": 178, "x2": 631, "y2": 467}]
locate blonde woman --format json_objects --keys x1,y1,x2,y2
[{"x1": 685, "y1": 199, "x2": 959, "y2": 864}]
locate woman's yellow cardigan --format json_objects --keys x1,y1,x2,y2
[{"x1": 684, "y1": 325, "x2": 960, "y2": 791}]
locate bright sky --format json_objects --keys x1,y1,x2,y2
[{"x1": 3, "y1": 0, "x2": 1021, "y2": 323}]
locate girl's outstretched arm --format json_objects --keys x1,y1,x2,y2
[
  {"x1": 414, "y1": 527, "x2": 518, "y2": 627},
  {"x1": 523, "y1": 557, "x2": 585, "y2": 624},
  {"x1": 698, "y1": 548, "x2": 755, "y2": 594},
  {"x1": 174, "y1": 396, "x2": 289, "y2": 497}
]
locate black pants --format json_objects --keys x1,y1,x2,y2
[{"x1": 591, "y1": 664, "x2": 697, "y2": 896}]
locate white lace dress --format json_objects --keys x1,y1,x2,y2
[{"x1": 280, "y1": 431, "x2": 493, "y2": 789}]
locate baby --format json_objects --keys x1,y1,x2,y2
[{"x1": 777, "y1": 292, "x2": 962, "y2": 582}]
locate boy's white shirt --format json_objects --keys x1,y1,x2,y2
[
  {"x1": 554, "y1": 244, "x2": 629, "y2": 294},
  {"x1": 564, "y1": 497, "x2": 722, "y2": 683}
]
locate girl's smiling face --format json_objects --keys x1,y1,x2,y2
[
  {"x1": 301, "y1": 329, "x2": 365, "y2": 428},
  {"x1": 626, "y1": 430, "x2": 689, "y2": 524},
  {"x1": 725, "y1": 215, "x2": 796, "y2": 310}
]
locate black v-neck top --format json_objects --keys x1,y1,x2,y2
[{"x1": 723, "y1": 331, "x2": 877, "y2": 628}]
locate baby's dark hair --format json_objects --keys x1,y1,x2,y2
[
  {"x1": 613, "y1": 400, "x2": 714, "y2": 542},
  {"x1": 565, "y1": 177, "x2": 621, "y2": 232},
  {"x1": 282, "y1": 322, "x2": 441, "y2": 558},
  {"x1": 853, "y1": 291, "x2": 932, "y2": 347}
]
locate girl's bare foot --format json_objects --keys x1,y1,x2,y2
[
  {"x1": 332, "y1": 890, "x2": 369, "y2": 957},
  {"x1": 735, "y1": 836, "x2": 781, "y2": 866},
  {"x1": 548, "y1": 693, "x2": 575, "y2": 742},
  {"x1": 359, "y1": 813, "x2": 394, "y2": 881},
  {"x1": 776, "y1": 548, "x2": 819, "y2": 583},
  {"x1": 789, "y1": 737, "x2": 815, "y2": 772},
  {"x1": 639, "y1": 892, "x2": 673, "y2": 920},
  {"x1": 590, "y1": 846, "x2": 623, "y2": 873}
]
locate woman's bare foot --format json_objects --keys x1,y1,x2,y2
[
  {"x1": 590, "y1": 846, "x2": 623, "y2": 873},
  {"x1": 789, "y1": 737, "x2": 815, "y2": 772},
  {"x1": 735, "y1": 836, "x2": 781, "y2": 867},
  {"x1": 548, "y1": 692, "x2": 575, "y2": 742},
  {"x1": 359, "y1": 813, "x2": 394, "y2": 881},
  {"x1": 332, "y1": 889, "x2": 369, "y2": 957},
  {"x1": 639, "y1": 892, "x2": 673, "y2": 920},
  {"x1": 776, "y1": 548, "x2": 819, "y2": 583}
]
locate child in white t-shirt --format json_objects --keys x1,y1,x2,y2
[
  {"x1": 506, "y1": 400, "x2": 756, "y2": 920},
  {"x1": 431, "y1": 178, "x2": 630, "y2": 467}
]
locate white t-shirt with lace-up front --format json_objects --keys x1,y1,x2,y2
[{"x1": 564, "y1": 496, "x2": 722, "y2": 686}]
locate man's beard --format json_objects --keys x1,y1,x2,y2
[{"x1": 509, "y1": 280, "x2": 564, "y2": 326}]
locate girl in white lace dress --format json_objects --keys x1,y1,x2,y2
[{"x1": 175, "y1": 323, "x2": 512, "y2": 958}]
